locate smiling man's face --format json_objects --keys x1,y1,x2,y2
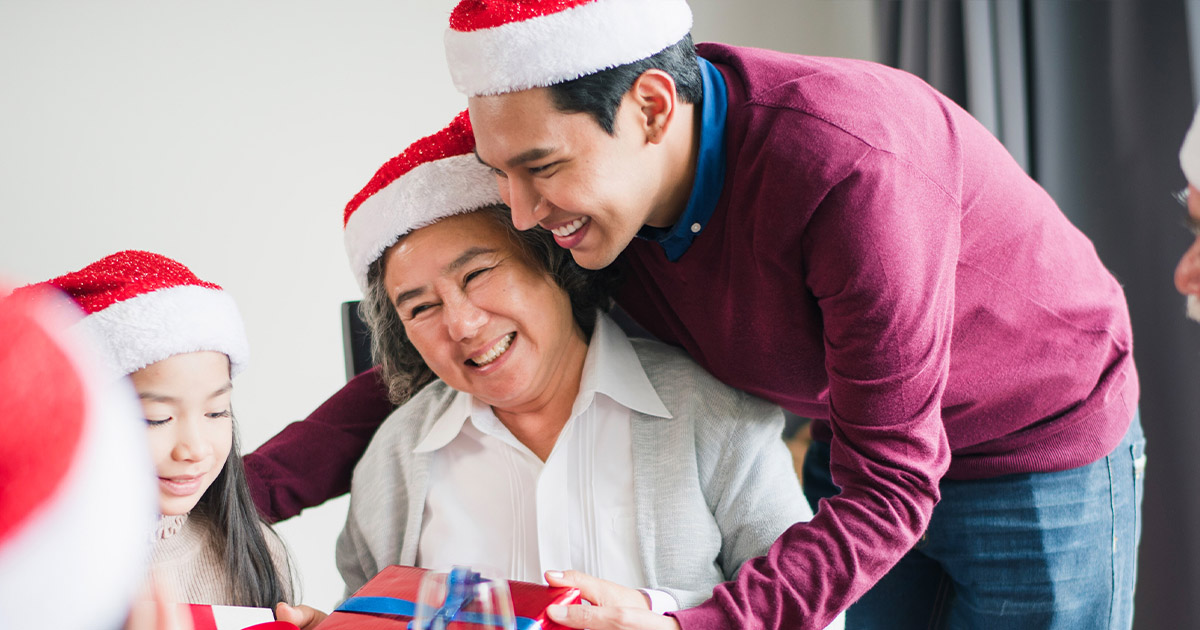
[{"x1": 469, "y1": 87, "x2": 673, "y2": 270}]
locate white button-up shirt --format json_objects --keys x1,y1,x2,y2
[{"x1": 413, "y1": 315, "x2": 679, "y2": 611}]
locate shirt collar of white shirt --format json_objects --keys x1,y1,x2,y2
[{"x1": 412, "y1": 312, "x2": 671, "y2": 454}]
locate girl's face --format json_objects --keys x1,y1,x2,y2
[{"x1": 129, "y1": 351, "x2": 234, "y2": 516}]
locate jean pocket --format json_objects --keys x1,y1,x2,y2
[
  {"x1": 1130, "y1": 438, "x2": 1147, "y2": 544},
  {"x1": 1131, "y1": 443, "x2": 1147, "y2": 477}
]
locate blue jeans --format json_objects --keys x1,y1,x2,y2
[{"x1": 803, "y1": 413, "x2": 1146, "y2": 630}]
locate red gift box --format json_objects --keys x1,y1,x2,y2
[
  {"x1": 183, "y1": 603, "x2": 299, "y2": 630},
  {"x1": 320, "y1": 565, "x2": 581, "y2": 630}
]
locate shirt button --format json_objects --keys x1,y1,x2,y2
[{"x1": 690, "y1": 223, "x2": 701, "y2": 233}]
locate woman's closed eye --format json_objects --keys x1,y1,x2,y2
[
  {"x1": 464, "y1": 266, "x2": 494, "y2": 284},
  {"x1": 408, "y1": 301, "x2": 438, "y2": 319},
  {"x1": 206, "y1": 409, "x2": 231, "y2": 420},
  {"x1": 145, "y1": 417, "x2": 171, "y2": 427}
]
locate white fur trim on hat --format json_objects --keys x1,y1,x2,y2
[
  {"x1": 445, "y1": 0, "x2": 694, "y2": 96},
  {"x1": 1181, "y1": 105, "x2": 1200, "y2": 188},
  {"x1": 344, "y1": 153, "x2": 502, "y2": 290},
  {"x1": 77, "y1": 285, "x2": 250, "y2": 379}
]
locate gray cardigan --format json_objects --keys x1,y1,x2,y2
[{"x1": 335, "y1": 334, "x2": 809, "y2": 608}]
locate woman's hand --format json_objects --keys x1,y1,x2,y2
[
  {"x1": 545, "y1": 603, "x2": 681, "y2": 630},
  {"x1": 274, "y1": 602, "x2": 328, "y2": 630},
  {"x1": 544, "y1": 570, "x2": 650, "y2": 609},
  {"x1": 543, "y1": 570, "x2": 680, "y2": 630}
]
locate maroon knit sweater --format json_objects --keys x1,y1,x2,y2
[{"x1": 626, "y1": 44, "x2": 1137, "y2": 630}]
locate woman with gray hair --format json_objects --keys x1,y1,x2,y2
[{"x1": 278, "y1": 112, "x2": 839, "y2": 629}]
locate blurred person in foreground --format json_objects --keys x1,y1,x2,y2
[
  {"x1": 1176, "y1": 105, "x2": 1200, "y2": 321},
  {"x1": 0, "y1": 281, "x2": 163, "y2": 628}
]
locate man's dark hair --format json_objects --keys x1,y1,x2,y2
[{"x1": 547, "y1": 34, "x2": 702, "y2": 135}]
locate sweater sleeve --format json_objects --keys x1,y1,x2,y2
[
  {"x1": 334, "y1": 496, "x2": 379, "y2": 599},
  {"x1": 671, "y1": 148, "x2": 954, "y2": 629},
  {"x1": 704, "y1": 393, "x2": 810, "y2": 584},
  {"x1": 243, "y1": 367, "x2": 398, "y2": 522}
]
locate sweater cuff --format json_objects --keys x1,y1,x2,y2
[
  {"x1": 639, "y1": 588, "x2": 679, "y2": 614},
  {"x1": 667, "y1": 599, "x2": 736, "y2": 630}
]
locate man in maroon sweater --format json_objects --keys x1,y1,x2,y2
[{"x1": 247, "y1": 2, "x2": 1143, "y2": 629}]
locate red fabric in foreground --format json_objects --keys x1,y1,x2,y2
[{"x1": 0, "y1": 288, "x2": 85, "y2": 544}]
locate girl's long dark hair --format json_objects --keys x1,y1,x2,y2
[{"x1": 192, "y1": 421, "x2": 293, "y2": 608}]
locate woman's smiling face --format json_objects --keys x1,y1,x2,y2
[{"x1": 382, "y1": 211, "x2": 587, "y2": 415}]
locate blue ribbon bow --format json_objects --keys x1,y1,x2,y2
[{"x1": 335, "y1": 567, "x2": 536, "y2": 630}]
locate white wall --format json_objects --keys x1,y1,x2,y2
[
  {"x1": 691, "y1": 0, "x2": 878, "y2": 59},
  {"x1": 0, "y1": 0, "x2": 876, "y2": 613}
]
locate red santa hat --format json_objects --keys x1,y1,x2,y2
[
  {"x1": 343, "y1": 110, "x2": 503, "y2": 290},
  {"x1": 17, "y1": 250, "x2": 250, "y2": 379},
  {"x1": 0, "y1": 281, "x2": 156, "y2": 629},
  {"x1": 444, "y1": 0, "x2": 694, "y2": 96}
]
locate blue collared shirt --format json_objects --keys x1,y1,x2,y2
[{"x1": 635, "y1": 57, "x2": 728, "y2": 261}]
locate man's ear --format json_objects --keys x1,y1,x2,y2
[{"x1": 629, "y1": 69, "x2": 678, "y2": 145}]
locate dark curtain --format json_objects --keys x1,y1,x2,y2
[{"x1": 876, "y1": 1, "x2": 1200, "y2": 628}]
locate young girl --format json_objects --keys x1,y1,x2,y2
[{"x1": 25, "y1": 250, "x2": 293, "y2": 608}]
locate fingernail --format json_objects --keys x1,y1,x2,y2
[
  {"x1": 547, "y1": 605, "x2": 566, "y2": 619},
  {"x1": 546, "y1": 571, "x2": 564, "y2": 579}
]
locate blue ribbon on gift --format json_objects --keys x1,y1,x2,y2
[
  {"x1": 431, "y1": 566, "x2": 478, "y2": 628},
  {"x1": 336, "y1": 596, "x2": 539, "y2": 629},
  {"x1": 335, "y1": 567, "x2": 539, "y2": 630}
]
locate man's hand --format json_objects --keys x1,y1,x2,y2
[
  {"x1": 543, "y1": 570, "x2": 680, "y2": 630},
  {"x1": 275, "y1": 602, "x2": 328, "y2": 630},
  {"x1": 545, "y1": 603, "x2": 682, "y2": 630}
]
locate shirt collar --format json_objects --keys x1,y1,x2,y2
[
  {"x1": 412, "y1": 388, "x2": 474, "y2": 453},
  {"x1": 412, "y1": 312, "x2": 671, "y2": 454},
  {"x1": 573, "y1": 312, "x2": 671, "y2": 420},
  {"x1": 635, "y1": 56, "x2": 728, "y2": 261}
]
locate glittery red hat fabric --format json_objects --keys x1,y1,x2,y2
[
  {"x1": 341, "y1": 111, "x2": 503, "y2": 291},
  {"x1": 450, "y1": 0, "x2": 595, "y2": 31},
  {"x1": 36, "y1": 250, "x2": 221, "y2": 316},
  {"x1": 11, "y1": 250, "x2": 250, "y2": 379},
  {"x1": 343, "y1": 110, "x2": 476, "y2": 227}
]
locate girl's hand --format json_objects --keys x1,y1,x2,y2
[
  {"x1": 274, "y1": 602, "x2": 328, "y2": 630},
  {"x1": 124, "y1": 581, "x2": 194, "y2": 630}
]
